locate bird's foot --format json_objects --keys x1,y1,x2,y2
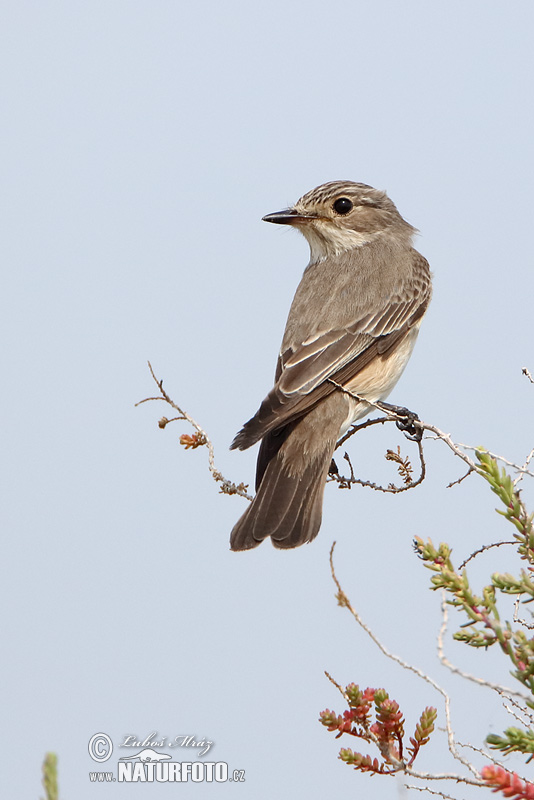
[{"x1": 376, "y1": 401, "x2": 423, "y2": 442}]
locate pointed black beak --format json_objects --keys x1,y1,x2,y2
[{"x1": 262, "y1": 208, "x2": 314, "y2": 225}]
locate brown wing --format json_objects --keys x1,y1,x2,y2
[{"x1": 231, "y1": 250, "x2": 431, "y2": 450}]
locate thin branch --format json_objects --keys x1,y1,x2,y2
[
  {"x1": 500, "y1": 692, "x2": 534, "y2": 733},
  {"x1": 421, "y1": 429, "x2": 477, "y2": 471},
  {"x1": 324, "y1": 670, "x2": 349, "y2": 702},
  {"x1": 329, "y1": 438, "x2": 426, "y2": 494},
  {"x1": 515, "y1": 446, "x2": 534, "y2": 487},
  {"x1": 456, "y1": 739, "x2": 505, "y2": 768},
  {"x1": 137, "y1": 362, "x2": 253, "y2": 501},
  {"x1": 327, "y1": 379, "x2": 480, "y2": 475},
  {"x1": 329, "y1": 543, "x2": 479, "y2": 779},
  {"x1": 327, "y1": 379, "x2": 422, "y2": 438},
  {"x1": 458, "y1": 541, "x2": 517, "y2": 571},
  {"x1": 446, "y1": 468, "x2": 475, "y2": 489},
  {"x1": 139, "y1": 365, "x2": 531, "y2": 520},
  {"x1": 513, "y1": 596, "x2": 534, "y2": 630},
  {"x1": 456, "y1": 443, "x2": 534, "y2": 480},
  {"x1": 437, "y1": 598, "x2": 529, "y2": 701},
  {"x1": 502, "y1": 699, "x2": 534, "y2": 729},
  {"x1": 403, "y1": 784, "x2": 462, "y2": 800},
  {"x1": 402, "y1": 767, "x2": 484, "y2": 787},
  {"x1": 335, "y1": 414, "x2": 394, "y2": 448}
]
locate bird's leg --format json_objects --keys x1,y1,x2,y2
[
  {"x1": 375, "y1": 401, "x2": 423, "y2": 442},
  {"x1": 329, "y1": 458, "x2": 339, "y2": 476}
]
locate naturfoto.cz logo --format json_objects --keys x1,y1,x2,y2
[
  {"x1": 90, "y1": 761, "x2": 240, "y2": 783},
  {"x1": 88, "y1": 732, "x2": 245, "y2": 784}
]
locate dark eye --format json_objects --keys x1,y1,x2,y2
[{"x1": 333, "y1": 197, "x2": 353, "y2": 215}]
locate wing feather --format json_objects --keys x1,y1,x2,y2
[{"x1": 231, "y1": 249, "x2": 431, "y2": 450}]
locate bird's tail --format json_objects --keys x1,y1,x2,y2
[{"x1": 230, "y1": 396, "x2": 348, "y2": 550}]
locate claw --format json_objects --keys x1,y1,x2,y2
[
  {"x1": 376, "y1": 401, "x2": 423, "y2": 442},
  {"x1": 396, "y1": 416, "x2": 423, "y2": 442}
]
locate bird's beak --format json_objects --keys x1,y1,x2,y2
[{"x1": 262, "y1": 208, "x2": 315, "y2": 225}]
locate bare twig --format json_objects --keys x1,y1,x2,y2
[
  {"x1": 500, "y1": 693, "x2": 534, "y2": 728},
  {"x1": 446, "y1": 468, "x2": 475, "y2": 489},
  {"x1": 329, "y1": 543, "x2": 480, "y2": 779},
  {"x1": 324, "y1": 670, "x2": 349, "y2": 702},
  {"x1": 455, "y1": 739, "x2": 505, "y2": 767},
  {"x1": 437, "y1": 598, "x2": 529, "y2": 701},
  {"x1": 458, "y1": 541, "x2": 517, "y2": 571},
  {"x1": 502, "y1": 699, "x2": 534, "y2": 729},
  {"x1": 515, "y1": 446, "x2": 534, "y2": 487},
  {"x1": 513, "y1": 596, "x2": 534, "y2": 630},
  {"x1": 327, "y1": 379, "x2": 480, "y2": 480},
  {"x1": 401, "y1": 767, "x2": 483, "y2": 788},
  {"x1": 403, "y1": 785, "x2": 461, "y2": 800},
  {"x1": 456, "y1": 443, "x2": 534, "y2": 480},
  {"x1": 137, "y1": 362, "x2": 253, "y2": 501},
  {"x1": 139, "y1": 365, "x2": 531, "y2": 519},
  {"x1": 421, "y1": 428, "x2": 477, "y2": 471},
  {"x1": 522, "y1": 367, "x2": 534, "y2": 384},
  {"x1": 336, "y1": 414, "x2": 394, "y2": 448},
  {"x1": 329, "y1": 437, "x2": 426, "y2": 494},
  {"x1": 327, "y1": 379, "x2": 423, "y2": 440}
]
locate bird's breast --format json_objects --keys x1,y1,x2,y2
[{"x1": 339, "y1": 325, "x2": 422, "y2": 434}]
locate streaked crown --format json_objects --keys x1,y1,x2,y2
[{"x1": 264, "y1": 180, "x2": 415, "y2": 263}]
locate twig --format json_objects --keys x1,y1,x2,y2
[
  {"x1": 437, "y1": 598, "x2": 529, "y2": 701},
  {"x1": 139, "y1": 366, "x2": 532, "y2": 515},
  {"x1": 136, "y1": 362, "x2": 253, "y2": 501},
  {"x1": 421, "y1": 429, "x2": 477, "y2": 471},
  {"x1": 513, "y1": 596, "x2": 534, "y2": 630},
  {"x1": 456, "y1": 739, "x2": 505, "y2": 767},
  {"x1": 515, "y1": 446, "x2": 534, "y2": 487},
  {"x1": 403, "y1": 785, "x2": 461, "y2": 800},
  {"x1": 327, "y1": 379, "x2": 480, "y2": 474},
  {"x1": 456, "y1": 443, "x2": 534, "y2": 480},
  {"x1": 327, "y1": 380, "x2": 422, "y2": 439},
  {"x1": 458, "y1": 541, "x2": 517, "y2": 570},
  {"x1": 324, "y1": 670, "x2": 349, "y2": 702},
  {"x1": 500, "y1": 693, "x2": 534, "y2": 728},
  {"x1": 336, "y1": 414, "x2": 394, "y2": 448},
  {"x1": 446, "y1": 468, "x2": 475, "y2": 489},
  {"x1": 502, "y1": 699, "x2": 534, "y2": 729},
  {"x1": 401, "y1": 767, "x2": 483, "y2": 787},
  {"x1": 329, "y1": 543, "x2": 480, "y2": 779},
  {"x1": 329, "y1": 435, "x2": 426, "y2": 494}
]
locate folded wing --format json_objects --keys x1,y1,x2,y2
[{"x1": 231, "y1": 251, "x2": 431, "y2": 450}]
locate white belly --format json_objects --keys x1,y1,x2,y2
[{"x1": 339, "y1": 326, "x2": 421, "y2": 436}]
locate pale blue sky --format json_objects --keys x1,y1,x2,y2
[{"x1": 1, "y1": 2, "x2": 533, "y2": 798}]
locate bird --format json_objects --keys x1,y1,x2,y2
[{"x1": 230, "y1": 180, "x2": 432, "y2": 551}]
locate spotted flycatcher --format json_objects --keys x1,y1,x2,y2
[{"x1": 230, "y1": 181, "x2": 432, "y2": 550}]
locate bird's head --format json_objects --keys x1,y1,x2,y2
[{"x1": 263, "y1": 180, "x2": 414, "y2": 263}]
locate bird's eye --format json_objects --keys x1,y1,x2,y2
[{"x1": 333, "y1": 197, "x2": 353, "y2": 215}]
